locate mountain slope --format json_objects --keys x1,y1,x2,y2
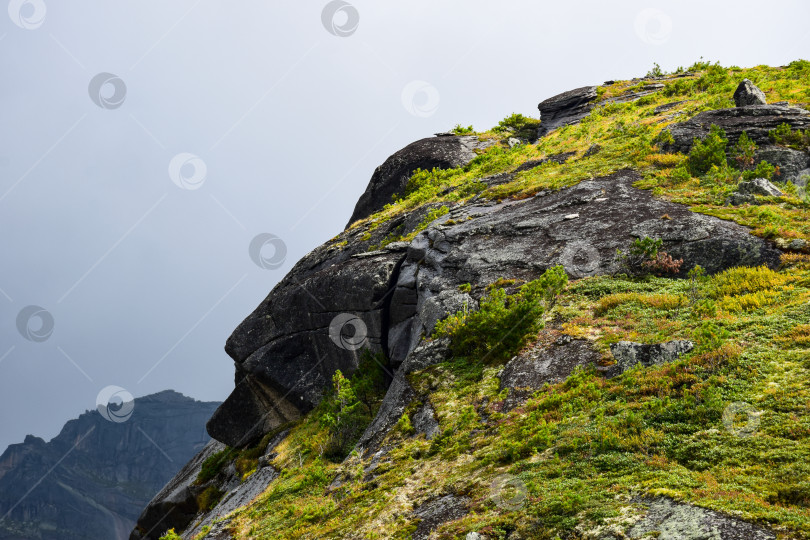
[
  {"x1": 0, "y1": 390, "x2": 220, "y2": 540},
  {"x1": 134, "y1": 60, "x2": 810, "y2": 539}
]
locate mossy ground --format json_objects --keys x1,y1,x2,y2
[
  {"x1": 188, "y1": 62, "x2": 810, "y2": 539},
  {"x1": 213, "y1": 253, "x2": 810, "y2": 539}
]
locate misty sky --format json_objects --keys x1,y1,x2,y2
[{"x1": 0, "y1": 0, "x2": 808, "y2": 451}]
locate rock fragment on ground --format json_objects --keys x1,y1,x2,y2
[{"x1": 734, "y1": 78, "x2": 768, "y2": 107}]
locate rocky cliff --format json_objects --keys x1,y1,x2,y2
[
  {"x1": 0, "y1": 391, "x2": 219, "y2": 540},
  {"x1": 133, "y1": 61, "x2": 810, "y2": 539}
]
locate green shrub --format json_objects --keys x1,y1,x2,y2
[
  {"x1": 687, "y1": 57, "x2": 713, "y2": 72},
  {"x1": 742, "y1": 160, "x2": 777, "y2": 181},
  {"x1": 694, "y1": 321, "x2": 730, "y2": 352},
  {"x1": 401, "y1": 167, "x2": 459, "y2": 203},
  {"x1": 732, "y1": 131, "x2": 757, "y2": 170},
  {"x1": 159, "y1": 529, "x2": 182, "y2": 540},
  {"x1": 769, "y1": 122, "x2": 810, "y2": 150},
  {"x1": 317, "y1": 351, "x2": 385, "y2": 459},
  {"x1": 686, "y1": 125, "x2": 728, "y2": 176},
  {"x1": 663, "y1": 78, "x2": 694, "y2": 97},
  {"x1": 768, "y1": 483, "x2": 810, "y2": 507},
  {"x1": 687, "y1": 265, "x2": 708, "y2": 305},
  {"x1": 196, "y1": 448, "x2": 236, "y2": 484},
  {"x1": 435, "y1": 266, "x2": 568, "y2": 364},
  {"x1": 396, "y1": 412, "x2": 414, "y2": 435},
  {"x1": 196, "y1": 485, "x2": 225, "y2": 511},
  {"x1": 646, "y1": 62, "x2": 665, "y2": 78},
  {"x1": 493, "y1": 112, "x2": 541, "y2": 140},
  {"x1": 670, "y1": 165, "x2": 692, "y2": 183},
  {"x1": 451, "y1": 124, "x2": 475, "y2": 135},
  {"x1": 711, "y1": 265, "x2": 787, "y2": 297}
]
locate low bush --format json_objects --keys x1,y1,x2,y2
[
  {"x1": 435, "y1": 266, "x2": 568, "y2": 364},
  {"x1": 769, "y1": 122, "x2": 810, "y2": 150},
  {"x1": 616, "y1": 237, "x2": 683, "y2": 277},
  {"x1": 711, "y1": 265, "x2": 788, "y2": 297},
  {"x1": 686, "y1": 125, "x2": 728, "y2": 176},
  {"x1": 196, "y1": 448, "x2": 236, "y2": 484},
  {"x1": 317, "y1": 351, "x2": 386, "y2": 459},
  {"x1": 493, "y1": 112, "x2": 541, "y2": 140},
  {"x1": 196, "y1": 485, "x2": 225, "y2": 511},
  {"x1": 452, "y1": 124, "x2": 475, "y2": 135}
]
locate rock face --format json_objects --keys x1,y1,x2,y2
[
  {"x1": 738, "y1": 178, "x2": 785, "y2": 197},
  {"x1": 0, "y1": 391, "x2": 219, "y2": 540},
  {"x1": 130, "y1": 430, "x2": 288, "y2": 540},
  {"x1": 386, "y1": 170, "x2": 779, "y2": 367},
  {"x1": 346, "y1": 135, "x2": 492, "y2": 226},
  {"x1": 537, "y1": 86, "x2": 598, "y2": 137},
  {"x1": 734, "y1": 79, "x2": 768, "y2": 107},
  {"x1": 411, "y1": 495, "x2": 470, "y2": 540},
  {"x1": 627, "y1": 497, "x2": 775, "y2": 539},
  {"x1": 661, "y1": 104, "x2": 810, "y2": 154},
  {"x1": 607, "y1": 340, "x2": 694, "y2": 377},
  {"x1": 209, "y1": 249, "x2": 404, "y2": 448},
  {"x1": 754, "y1": 146, "x2": 810, "y2": 186},
  {"x1": 129, "y1": 439, "x2": 226, "y2": 540},
  {"x1": 662, "y1": 103, "x2": 810, "y2": 185},
  {"x1": 499, "y1": 335, "x2": 601, "y2": 410},
  {"x1": 727, "y1": 178, "x2": 786, "y2": 206},
  {"x1": 206, "y1": 167, "x2": 780, "y2": 454},
  {"x1": 134, "y1": 77, "x2": 799, "y2": 538}
]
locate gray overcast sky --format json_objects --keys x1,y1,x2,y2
[{"x1": 0, "y1": 0, "x2": 808, "y2": 451}]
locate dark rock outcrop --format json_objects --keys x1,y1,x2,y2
[
  {"x1": 606, "y1": 83, "x2": 665, "y2": 105},
  {"x1": 355, "y1": 338, "x2": 450, "y2": 454},
  {"x1": 662, "y1": 104, "x2": 810, "y2": 154},
  {"x1": 386, "y1": 170, "x2": 779, "y2": 367},
  {"x1": 210, "y1": 249, "x2": 403, "y2": 448},
  {"x1": 537, "y1": 86, "x2": 598, "y2": 137},
  {"x1": 411, "y1": 402, "x2": 440, "y2": 439},
  {"x1": 131, "y1": 429, "x2": 289, "y2": 540},
  {"x1": 734, "y1": 79, "x2": 768, "y2": 107},
  {"x1": 727, "y1": 178, "x2": 786, "y2": 206},
  {"x1": 627, "y1": 497, "x2": 775, "y2": 539},
  {"x1": 129, "y1": 439, "x2": 226, "y2": 540},
  {"x1": 347, "y1": 135, "x2": 492, "y2": 226},
  {"x1": 499, "y1": 335, "x2": 601, "y2": 410},
  {"x1": 411, "y1": 494, "x2": 470, "y2": 540},
  {"x1": 737, "y1": 178, "x2": 785, "y2": 197},
  {"x1": 0, "y1": 391, "x2": 219, "y2": 540},
  {"x1": 754, "y1": 146, "x2": 810, "y2": 185},
  {"x1": 654, "y1": 100, "x2": 689, "y2": 115},
  {"x1": 134, "y1": 77, "x2": 800, "y2": 539},
  {"x1": 513, "y1": 151, "x2": 576, "y2": 173},
  {"x1": 606, "y1": 340, "x2": 694, "y2": 377},
  {"x1": 209, "y1": 168, "x2": 781, "y2": 453}
]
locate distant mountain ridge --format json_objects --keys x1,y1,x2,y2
[{"x1": 0, "y1": 390, "x2": 220, "y2": 540}]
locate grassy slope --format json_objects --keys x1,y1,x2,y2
[{"x1": 181, "y1": 61, "x2": 810, "y2": 540}]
